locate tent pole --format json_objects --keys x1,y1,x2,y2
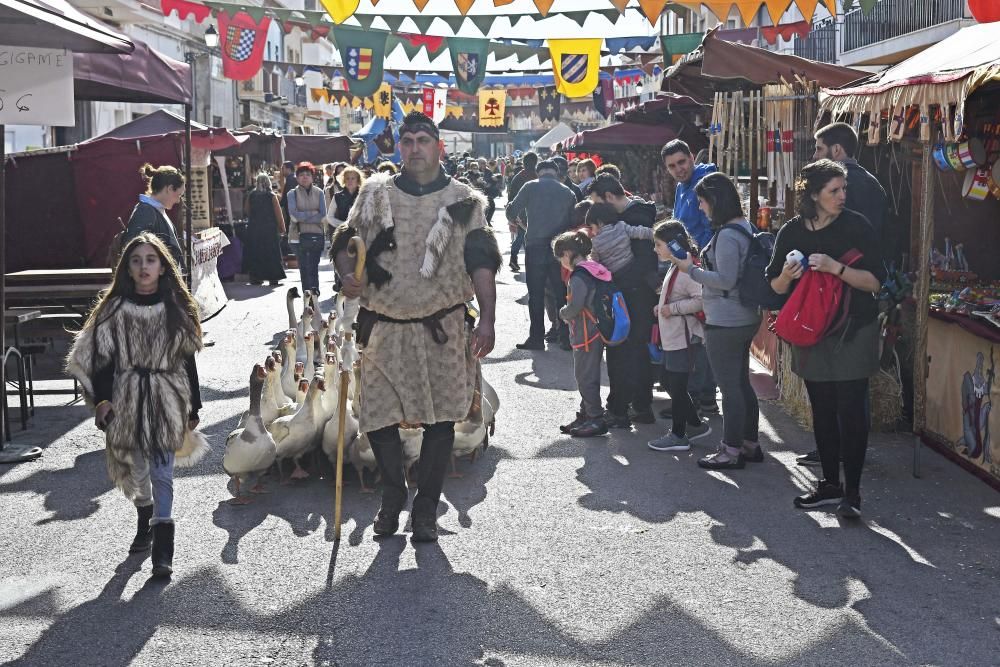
[
  {"x1": 1, "y1": 123, "x2": 6, "y2": 449},
  {"x1": 912, "y1": 142, "x2": 934, "y2": 479},
  {"x1": 185, "y1": 104, "x2": 193, "y2": 290}
]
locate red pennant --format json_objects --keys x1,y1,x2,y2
[
  {"x1": 760, "y1": 20, "x2": 812, "y2": 45},
  {"x1": 399, "y1": 33, "x2": 445, "y2": 53},
  {"x1": 160, "y1": 0, "x2": 211, "y2": 23},
  {"x1": 218, "y1": 11, "x2": 271, "y2": 81}
]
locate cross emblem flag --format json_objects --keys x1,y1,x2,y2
[{"x1": 485, "y1": 98, "x2": 500, "y2": 116}]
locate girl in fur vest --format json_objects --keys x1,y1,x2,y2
[
  {"x1": 647, "y1": 220, "x2": 712, "y2": 453},
  {"x1": 67, "y1": 232, "x2": 203, "y2": 578}
]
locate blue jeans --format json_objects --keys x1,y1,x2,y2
[
  {"x1": 510, "y1": 227, "x2": 525, "y2": 264},
  {"x1": 132, "y1": 451, "x2": 175, "y2": 521},
  {"x1": 295, "y1": 233, "x2": 325, "y2": 295}
]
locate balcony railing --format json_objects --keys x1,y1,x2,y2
[
  {"x1": 842, "y1": 0, "x2": 966, "y2": 53},
  {"x1": 793, "y1": 17, "x2": 837, "y2": 64}
]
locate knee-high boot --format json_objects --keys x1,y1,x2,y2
[
  {"x1": 411, "y1": 422, "x2": 455, "y2": 541},
  {"x1": 151, "y1": 521, "x2": 175, "y2": 578},
  {"x1": 129, "y1": 504, "x2": 154, "y2": 553},
  {"x1": 368, "y1": 426, "x2": 408, "y2": 535}
]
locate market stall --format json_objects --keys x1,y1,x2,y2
[{"x1": 820, "y1": 22, "x2": 1000, "y2": 486}]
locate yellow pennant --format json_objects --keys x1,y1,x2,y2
[
  {"x1": 548, "y1": 38, "x2": 601, "y2": 98},
  {"x1": 478, "y1": 89, "x2": 505, "y2": 128},
  {"x1": 412, "y1": 0, "x2": 431, "y2": 10},
  {"x1": 608, "y1": 0, "x2": 629, "y2": 11},
  {"x1": 532, "y1": 0, "x2": 555, "y2": 15},
  {"x1": 373, "y1": 82, "x2": 393, "y2": 119},
  {"x1": 319, "y1": 0, "x2": 359, "y2": 24},
  {"x1": 454, "y1": 0, "x2": 475, "y2": 14},
  {"x1": 637, "y1": 0, "x2": 667, "y2": 24}
]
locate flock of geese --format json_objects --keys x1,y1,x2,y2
[{"x1": 221, "y1": 287, "x2": 500, "y2": 505}]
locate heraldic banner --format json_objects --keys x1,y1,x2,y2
[
  {"x1": 374, "y1": 82, "x2": 393, "y2": 119},
  {"x1": 548, "y1": 38, "x2": 601, "y2": 98},
  {"x1": 478, "y1": 89, "x2": 505, "y2": 128},
  {"x1": 538, "y1": 86, "x2": 560, "y2": 123},
  {"x1": 332, "y1": 25, "x2": 388, "y2": 97},
  {"x1": 448, "y1": 37, "x2": 489, "y2": 95},
  {"x1": 422, "y1": 87, "x2": 448, "y2": 123},
  {"x1": 218, "y1": 11, "x2": 271, "y2": 81}
]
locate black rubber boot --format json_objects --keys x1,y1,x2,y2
[
  {"x1": 129, "y1": 504, "x2": 154, "y2": 553},
  {"x1": 368, "y1": 426, "x2": 408, "y2": 537},
  {"x1": 410, "y1": 422, "x2": 455, "y2": 542},
  {"x1": 151, "y1": 522, "x2": 175, "y2": 578}
]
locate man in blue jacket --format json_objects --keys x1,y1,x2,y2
[
  {"x1": 506, "y1": 159, "x2": 577, "y2": 350},
  {"x1": 662, "y1": 139, "x2": 718, "y2": 415}
]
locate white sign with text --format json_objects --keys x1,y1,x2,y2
[{"x1": 0, "y1": 46, "x2": 74, "y2": 126}]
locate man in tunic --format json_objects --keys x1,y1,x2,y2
[{"x1": 332, "y1": 112, "x2": 501, "y2": 542}]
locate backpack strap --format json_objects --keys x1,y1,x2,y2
[{"x1": 839, "y1": 248, "x2": 864, "y2": 267}]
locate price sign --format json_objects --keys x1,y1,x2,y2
[{"x1": 0, "y1": 46, "x2": 74, "y2": 126}]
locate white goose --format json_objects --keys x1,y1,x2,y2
[
  {"x1": 309, "y1": 290, "x2": 324, "y2": 338},
  {"x1": 286, "y1": 286, "x2": 301, "y2": 330},
  {"x1": 346, "y1": 432, "x2": 377, "y2": 493},
  {"x1": 400, "y1": 426, "x2": 423, "y2": 481},
  {"x1": 303, "y1": 331, "x2": 316, "y2": 371},
  {"x1": 269, "y1": 376, "x2": 325, "y2": 482},
  {"x1": 268, "y1": 352, "x2": 296, "y2": 418},
  {"x1": 296, "y1": 305, "x2": 315, "y2": 362},
  {"x1": 223, "y1": 365, "x2": 277, "y2": 504},
  {"x1": 279, "y1": 332, "x2": 299, "y2": 401}
]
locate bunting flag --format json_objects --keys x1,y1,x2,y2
[
  {"x1": 760, "y1": 20, "x2": 811, "y2": 45},
  {"x1": 319, "y1": 0, "x2": 359, "y2": 23},
  {"x1": 218, "y1": 11, "x2": 271, "y2": 81},
  {"x1": 637, "y1": 0, "x2": 668, "y2": 24},
  {"x1": 593, "y1": 79, "x2": 614, "y2": 119},
  {"x1": 160, "y1": 0, "x2": 211, "y2": 22},
  {"x1": 538, "y1": 86, "x2": 560, "y2": 123},
  {"x1": 422, "y1": 87, "x2": 448, "y2": 123},
  {"x1": 374, "y1": 82, "x2": 393, "y2": 119},
  {"x1": 396, "y1": 33, "x2": 447, "y2": 59},
  {"x1": 374, "y1": 123, "x2": 395, "y2": 155},
  {"x1": 548, "y1": 38, "x2": 601, "y2": 98},
  {"x1": 660, "y1": 32, "x2": 703, "y2": 64},
  {"x1": 532, "y1": 0, "x2": 555, "y2": 15},
  {"x1": 448, "y1": 37, "x2": 490, "y2": 94},
  {"x1": 333, "y1": 25, "x2": 388, "y2": 97},
  {"x1": 478, "y1": 89, "x2": 505, "y2": 128}
]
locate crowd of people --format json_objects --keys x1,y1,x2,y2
[{"x1": 90, "y1": 113, "x2": 888, "y2": 577}]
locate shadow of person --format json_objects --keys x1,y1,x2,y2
[
  {"x1": 440, "y1": 443, "x2": 508, "y2": 529},
  {"x1": 513, "y1": 353, "x2": 576, "y2": 392},
  {"x1": 0, "y1": 449, "x2": 112, "y2": 525}
]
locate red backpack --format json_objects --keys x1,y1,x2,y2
[{"x1": 774, "y1": 249, "x2": 863, "y2": 348}]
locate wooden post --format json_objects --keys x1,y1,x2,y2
[{"x1": 911, "y1": 142, "x2": 935, "y2": 477}]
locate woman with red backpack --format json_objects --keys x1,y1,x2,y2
[{"x1": 767, "y1": 159, "x2": 885, "y2": 519}]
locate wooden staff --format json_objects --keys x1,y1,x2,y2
[{"x1": 334, "y1": 236, "x2": 366, "y2": 541}]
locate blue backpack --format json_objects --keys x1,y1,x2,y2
[{"x1": 573, "y1": 267, "x2": 630, "y2": 346}]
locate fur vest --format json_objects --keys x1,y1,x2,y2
[{"x1": 66, "y1": 298, "x2": 201, "y2": 499}]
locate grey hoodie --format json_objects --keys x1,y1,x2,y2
[{"x1": 688, "y1": 218, "x2": 762, "y2": 327}]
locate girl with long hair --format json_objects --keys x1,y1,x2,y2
[{"x1": 67, "y1": 233, "x2": 204, "y2": 578}]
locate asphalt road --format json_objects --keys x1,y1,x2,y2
[{"x1": 2, "y1": 201, "x2": 999, "y2": 666}]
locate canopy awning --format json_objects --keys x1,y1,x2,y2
[
  {"x1": 615, "y1": 92, "x2": 709, "y2": 124},
  {"x1": 537, "y1": 122, "x2": 576, "y2": 151},
  {"x1": 663, "y1": 27, "x2": 866, "y2": 103},
  {"x1": 0, "y1": 0, "x2": 132, "y2": 53},
  {"x1": 86, "y1": 108, "x2": 239, "y2": 151},
  {"x1": 564, "y1": 121, "x2": 677, "y2": 151},
  {"x1": 73, "y1": 40, "x2": 192, "y2": 105},
  {"x1": 283, "y1": 135, "x2": 355, "y2": 165},
  {"x1": 820, "y1": 23, "x2": 1000, "y2": 138}
]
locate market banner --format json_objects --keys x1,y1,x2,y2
[
  {"x1": 548, "y1": 38, "x2": 601, "y2": 98},
  {"x1": 191, "y1": 227, "x2": 230, "y2": 321},
  {"x1": 217, "y1": 11, "x2": 271, "y2": 81},
  {"x1": 422, "y1": 87, "x2": 448, "y2": 123},
  {"x1": 478, "y1": 89, "x2": 505, "y2": 128},
  {"x1": 374, "y1": 82, "x2": 393, "y2": 119},
  {"x1": 538, "y1": 86, "x2": 560, "y2": 123},
  {"x1": 660, "y1": 32, "x2": 702, "y2": 64},
  {"x1": 332, "y1": 25, "x2": 388, "y2": 97},
  {"x1": 448, "y1": 36, "x2": 490, "y2": 94},
  {"x1": 592, "y1": 79, "x2": 614, "y2": 118}
]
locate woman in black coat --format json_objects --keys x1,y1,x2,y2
[{"x1": 244, "y1": 173, "x2": 287, "y2": 285}]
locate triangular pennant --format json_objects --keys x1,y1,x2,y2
[
  {"x1": 319, "y1": 0, "x2": 358, "y2": 23},
  {"x1": 637, "y1": 0, "x2": 667, "y2": 24},
  {"x1": 859, "y1": 0, "x2": 878, "y2": 11},
  {"x1": 599, "y1": 7, "x2": 623, "y2": 23},
  {"x1": 564, "y1": 11, "x2": 590, "y2": 27},
  {"x1": 454, "y1": 0, "x2": 475, "y2": 14},
  {"x1": 412, "y1": 15, "x2": 435, "y2": 33},
  {"x1": 353, "y1": 13, "x2": 375, "y2": 30},
  {"x1": 736, "y1": 0, "x2": 763, "y2": 25},
  {"x1": 532, "y1": 0, "x2": 555, "y2": 16},
  {"x1": 271, "y1": 8, "x2": 292, "y2": 22},
  {"x1": 332, "y1": 24, "x2": 388, "y2": 97},
  {"x1": 764, "y1": 0, "x2": 792, "y2": 23},
  {"x1": 245, "y1": 5, "x2": 267, "y2": 22},
  {"x1": 394, "y1": 36, "x2": 421, "y2": 60},
  {"x1": 468, "y1": 14, "x2": 495, "y2": 35},
  {"x1": 383, "y1": 14, "x2": 406, "y2": 32},
  {"x1": 698, "y1": 0, "x2": 735, "y2": 20},
  {"x1": 448, "y1": 36, "x2": 490, "y2": 94},
  {"x1": 442, "y1": 15, "x2": 466, "y2": 33},
  {"x1": 608, "y1": 0, "x2": 629, "y2": 11}
]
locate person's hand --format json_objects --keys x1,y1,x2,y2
[
  {"x1": 340, "y1": 273, "x2": 363, "y2": 299},
  {"x1": 653, "y1": 305, "x2": 660, "y2": 317},
  {"x1": 188, "y1": 417, "x2": 200, "y2": 431},
  {"x1": 808, "y1": 253, "x2": 839, "y2": 274},
  {"x1": 95, "y1": 402, "x2": 114, "y2": 431},
  {"x1": 508, "y1": 223, "x2": 517, "y2": 235},
  {"x1": 781, "y1": 260, "x2": 805, "y2": 281},
  {"x1": 470, "y1": 320, "x2": 495, "y2": 359},
  {"x1": 669, "y1": 254, "x2": 694, "y2": 273}
]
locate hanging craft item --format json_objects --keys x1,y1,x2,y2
[
  {"x1": 538, "y1": 86, "x2": 561, "y2": 123},
  {"x1": 478, "y1": 89, "x2": 506, "y2": 128},
  {"x1": 217, "y1": 11, "x2": 271, "y2": 81},
  {"x1": 373, "y1": 82, "x2": 393, "y2": 119},
  {"x1": 548, "y1": 38, "x2": 602, "y2": 98},
  {"x1": 448, "y1": 37, "x2": 490, "y2": 94},
  {"x1": 421, "y1": 86, "x2": 448, "y2": 123},
  {"x1": 319, "y1": 0, "x2": 359, "y2": 24},
  {"x1": 332, "y1": 25, "x2": 388, "y2": 97}
]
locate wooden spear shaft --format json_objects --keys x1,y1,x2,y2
[{"x1": 334, "y1": 236, "x2": 366, "y2": 541}]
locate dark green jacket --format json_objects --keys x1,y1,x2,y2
[{"x1": 124, "y1": 201, "x2": 185, "y2": 269}]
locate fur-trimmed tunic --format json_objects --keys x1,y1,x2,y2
[
  {"x1": 345, "y1": 173, "x2": 494, "y2": 433},
  {"x1": 66, "y1": 296, "x2": 202, "y2": 498}
]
